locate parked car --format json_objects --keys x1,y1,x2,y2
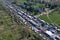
[{"x1": 34, "y1": 7, "x2": 42, "y2": 12}]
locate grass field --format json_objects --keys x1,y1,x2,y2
[
  {"x1": 39, "y1": 14, "x2": 51, "y2": 24},
  {"x1": 39, "y1": 8, "x2": 60, "y2": 26},
  {"x1": 0, "y1": 4, "x2": 25, "y2": 40},
  {"x1": 49, "y1": 9, "x2": 60, "y2": 26}
]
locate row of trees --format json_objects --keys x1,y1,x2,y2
[{"x1": 27, "y1": 0, "x2": 60, "y2": 8}]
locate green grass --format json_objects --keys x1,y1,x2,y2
[
  {"x1": 30, "y1": 2, "x2": 45, "y2": 8},
  {"x1": 0, "y1": 3, "x2": 22, "y2": 40},
  {"x1": 39, "y1": 8, "x2": 60, "y2": 26},
  {"x1": 39, "y1": 14, "x2": 51, "y2": 24},
  {"x1": 17, "y1": 0, "x2": 27, "y2": 3},
  {"x1": 49, "y1": 9, "x2": 60, "y2": 25},
  {"x1": 0, "y1": 9, "x2": 20, "y2": 40}
]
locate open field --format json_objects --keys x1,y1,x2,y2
[
  {"x1": 39, "y1": 8, "x2": 60, "y2": 26},
  {"x1": 39, "y1": 14, "x2": 51, "y2": 24},
  {"x1": 0, "y1": 4, "x2": 26, "y2": 40},
  {"x1": 49, "y1": 8, "x2": 60, "y2": 26}
]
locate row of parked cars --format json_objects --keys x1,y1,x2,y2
[
  {"x1": 44, "y1": 30, "x2": 60, "y2": 40},
  {"x1": 5, "y1": 1, "x2": 60, "y2": 40},
  {"x1": 16, "y1": 3, "x2": 43, "y2": 13},
  {"x1": 20, "y1": 10, "x2": 60, "y2": 40},
  {"x1": 18, "y1": 10, "x2": 60, "y2": 40}
]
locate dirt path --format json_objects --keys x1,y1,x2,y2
[
  {"x1": 36, "y1": 8, "x2": 60, "y2": 27},
  {"x1": 36, "y1": 8, "x2": 57, "y2": 17}
]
